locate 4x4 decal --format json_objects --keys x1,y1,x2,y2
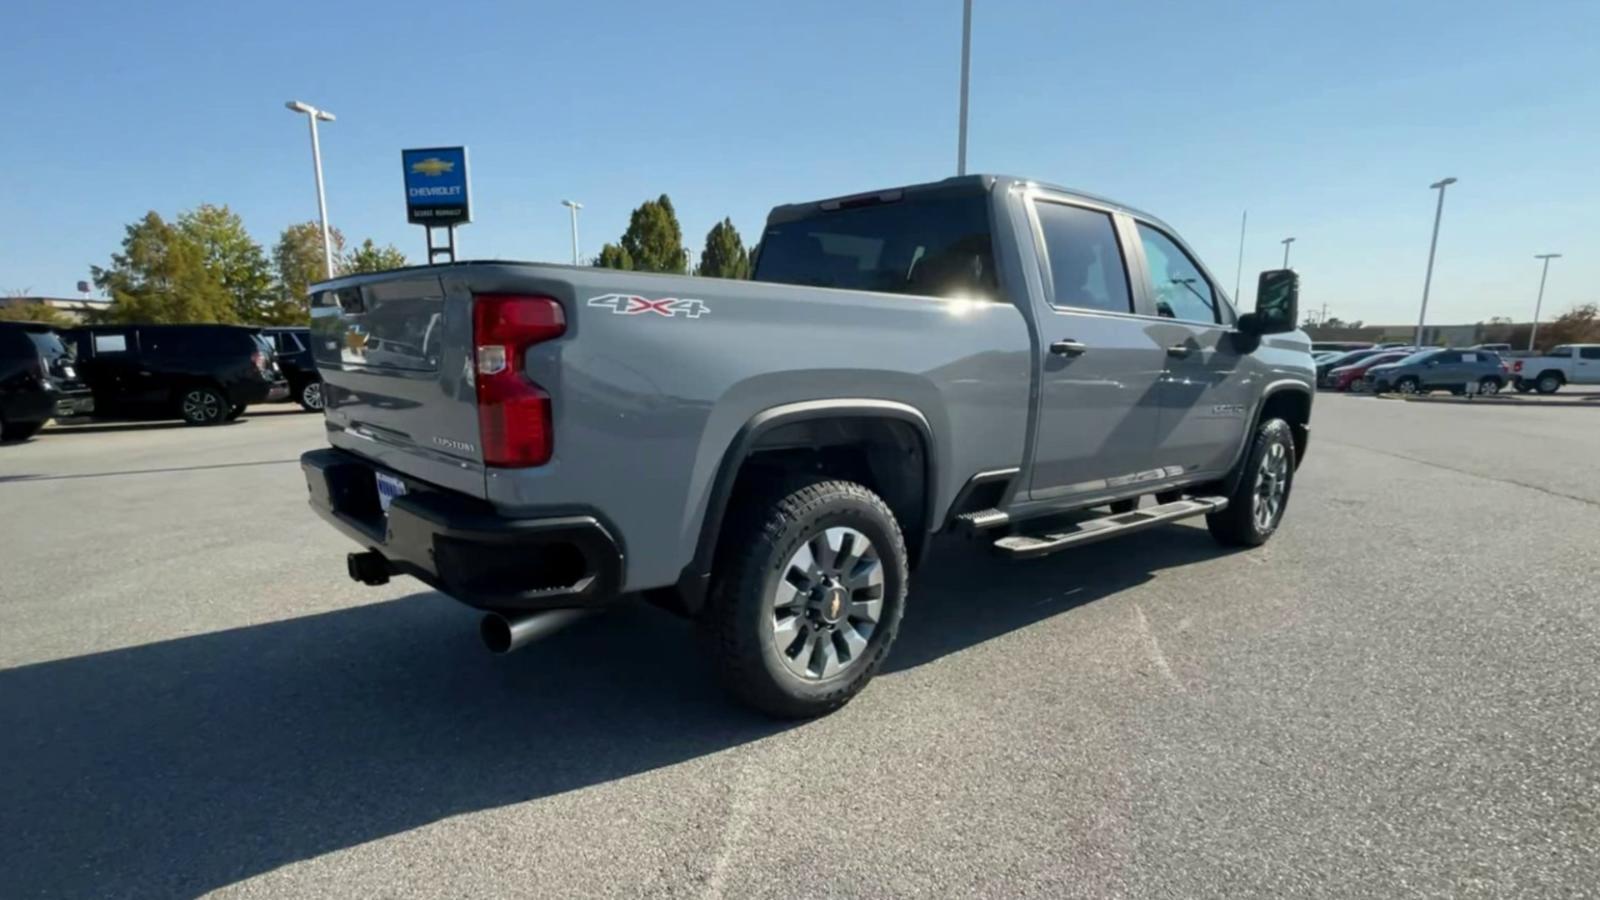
[{"x1": 587, "y1": 294, "x2": 710, "y2": 319}]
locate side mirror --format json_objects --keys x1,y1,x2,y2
[{"x1": 1239, "y1": 269, "x2": 1299, "y2": 336}]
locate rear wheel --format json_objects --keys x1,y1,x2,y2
[
  {"x1": 705, "y1": 476, "x2": 908, "y2": 718},
  {"x1": 1536, "y1": 373, "x2": 1563, "y2": 394},
  {"x1": 1, "y1": 418, "x2": 46, "y2": 442},
  {"x1": 179, "y1": 386, "x2": 228, "y2": 426},
  {"x1": 1207, "y1": 418, "x2": 1296, "y2": 547},
  {"x1": 297, "y1": 379, "x2": 324, "y2": 412}
]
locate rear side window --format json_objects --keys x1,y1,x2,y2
[
  {"x1": 1137, "y1": 223, "x2": 1218, "y2": 324},
  {"x1": 1580, "y1": 347, "x2": 1600, "y2": 360},
  {"x1": 753, "y1": 193, "x2": 997, "y2": 300},
  {"x1": 90, "y1": 331, "x2": 133, "y2": 355},
  {"x1": 1034, "y1": 201, "x2": 1132, "y2": 314}
]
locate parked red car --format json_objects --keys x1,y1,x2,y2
[{"x1": 1327, "y1": 350, "x2": 1413, "y2": 391}]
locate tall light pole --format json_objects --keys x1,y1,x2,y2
[
  {"x1": 956, "y1": 0, "x2": 972, "y2": 175},
  {"x1": 1280, "y1": 236, "x2": 1296, "y2": 268},
  {"x1": 285, "y1": 100, "x2": 337, "y2": 278},
  {"x1": 1528, "y1": 253, "x2": 1562, "y2": 350},
  {"x1": 1414, "y1": 176, "x2": 1457, "y2": 348},
  {"x1": 561, "y1": 200, "x2": 583, "y2": 266},
  {"x1": 1233, "y1": 210, "x2": 1247, "y2": 301}
]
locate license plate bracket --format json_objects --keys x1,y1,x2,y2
[{"x1": 375, "y1": 471, "x2": 408, "y2": 514}]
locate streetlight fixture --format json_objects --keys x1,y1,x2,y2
[
  {"x1": 284, "y1": 100, "x2": 337, "y2": 279},
  {"x1": 956, "y1": 0, "x2": 972, "y2": 175},
  {"x1": 560, "y1": 200, "x2": 583, "y2": 266},
  {"x1": 1413, "y1": 176, "x2": 1458, "y2": 348},
  {"x1": 1280, "y1": 236, "x2": 1296, "y2": 268},
  {"x1": 1528, "y1": 253, "x2": 1562, "y2": 350}
]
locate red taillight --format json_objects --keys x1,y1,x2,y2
[
  {"x1": 1513, "y1": 360, "x2": 1523, "y2": 372},
  {"x1": 251, "y1": 350, "x2": 267, "y2": 372},
  {"x1": 473, "y1": 294, "x2": 566, "y2": 467}
]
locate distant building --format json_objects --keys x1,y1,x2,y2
[
  {"x1": 1305, "y1": 321, "x2": 1532, "y2": 348},
  {"x1": 1, "y1": 296, "x2": 112, "y2": 323}
]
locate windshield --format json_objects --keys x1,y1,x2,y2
[
  {"x1": 24, "y1": 329, "x2": 73, "y2": 362},
  {"x1": 753, "y1": 192, "x2": 996, "y2": 299}
]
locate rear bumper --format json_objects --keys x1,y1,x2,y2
[{"x1": 300, "y1": 448, "x2": 624, "y2": 611}]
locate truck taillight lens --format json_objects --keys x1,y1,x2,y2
[
  {"x1": 473, "y1": 294, "x2": 565, "y2": 467},
  {"x1": 1513, "y1": 360, "x2": 1523, "y2": 372},
  {"x1": 251, "y1": 350, "x2": 268, "y2": 372}
]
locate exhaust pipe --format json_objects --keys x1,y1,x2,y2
[{"x1": 480, "y1": 608, "x2": 597, "y2": 655}]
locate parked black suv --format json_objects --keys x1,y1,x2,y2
[
  {"x1": 262, "y1": 326, "x2": 323, "y2": 411},
  {"x1": 65, "y1": 324, "x2": 288, "y2": 425},
  {"x1": 0, "y1": 323, "x2": 94, "y2": 441}
]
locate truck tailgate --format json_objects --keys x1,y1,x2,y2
[{"x1": 309, "y1": 274, "x2": 487, "y2": 499}]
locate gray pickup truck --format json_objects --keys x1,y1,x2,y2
[{"x1": 301, "y1": 174, "x2": 1313, "y2": 717}]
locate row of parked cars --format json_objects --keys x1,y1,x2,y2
[
  {"x1": 1311, "y1": 341, "x2": 1600, "y2": 396},
  {"x1": 0, "y1": 322, "x2": 322, "y2": 442}
]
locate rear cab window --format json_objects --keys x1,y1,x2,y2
[{"x1": 753, "y1": 189, "x2": 997, "y2": 300}]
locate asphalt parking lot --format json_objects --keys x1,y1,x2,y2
[{"x1": 3, "y1": 396, "x2": 1598, "y2": 898}]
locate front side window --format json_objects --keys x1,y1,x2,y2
[
  {"x1": 1033, "y1": 201, "x2": 1132, "y2": 314},
  {"x1": 1136, "y1": 223, "x2": 1218, "y2": 323}
]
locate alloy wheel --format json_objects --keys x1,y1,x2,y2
[
  {"x1": 1252, "y1": 440, "x2": 1289, "y2": 532},
  {"x1": 302, "y1": 381, "x2": 324, "y2": 410},
  {"x1": 769, "y1": 526, "x2": 885, "y2": 680},
  {"x1": 183, "y1": 390, "x2": 222, "y2": 423}
]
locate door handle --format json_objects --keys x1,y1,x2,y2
[
  {"x1": 1049, "y1": 339, "x2": 1087, "y2": 357},
  {"x1": 1166, "y1": 344, "x2": 1194, "y2": 359}
]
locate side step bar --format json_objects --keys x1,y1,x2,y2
[{"x1": 993, "y1": 496, "x2": 1228, "y2": 560}]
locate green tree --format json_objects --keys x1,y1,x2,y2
[
  {"x1": 177, "y1": 204, "x2": 274, "y2": 322},
  {"x1": 696, "y1": 218, "x2": 750, "y2": 280},
  {"x1": 594, "y1": 243, "x2": 634, "y2": 270},
  {"x1": 91, "y1": 212, "x2": 237, "y2": 324},
  {"x1": 618, "y1": 194, "x2": 688, "y2": 274},
  {"x1": 270, "y1": 221, "x2": 345, "y2": 324},
  {"x1": 344, "y1": 238, "x2": 409, "y2": 274}
]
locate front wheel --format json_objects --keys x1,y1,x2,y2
[
  {"x1": 1395, "y1": 376, "x2": 1421, "y2": 395},
  {"x1": 1536, "y1": 373, "x2": 1563, "y2": 394},
  {"x1": 1207, "y1": 418, "x2": 1296, "y2": 547},
  {"x1": 705, "y1": 477, "x2": 909, "y2": 718},
  {"x1": 179, "y1": 386, "x2": 229, "y2": 426},
  {"x1": 297, "y1": 379, "x2": 324, "y2": 412}
]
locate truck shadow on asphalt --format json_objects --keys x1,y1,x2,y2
[{"x1": 0, "y1": 524, "x2": 1229, "y2": 897}]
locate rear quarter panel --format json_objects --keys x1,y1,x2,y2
[{"x1": 441, "y1": 264, "x2": 1033, "y2": 591}]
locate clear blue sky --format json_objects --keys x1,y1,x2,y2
[{"x1": 6, "y1": 0, "x2": 1596, "y2": 325}]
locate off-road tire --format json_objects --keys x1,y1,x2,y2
[
  {"x1": 1207, "y1": 417, "x2": 1296, "y2": 547},
  {"x1": 705, "y1": 476, "x2": 909, "y2": 719}
]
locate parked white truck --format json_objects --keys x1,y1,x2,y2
[{"x1": 1510, "y1": 344, "x2": 1600, "y2": 394}]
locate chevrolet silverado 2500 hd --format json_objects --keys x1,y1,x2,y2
[{"x1": 300, "y1": 175, "x2": 1314, "y2": 717}]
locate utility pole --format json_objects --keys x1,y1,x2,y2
[
  {"x1": 1528, "y1": 253, "x2": 1561, "y2": 350},
  {"x1": 561, "y1": 200, "x2": 583, "y2": 266},
  {"x1": 956, "y1": 0, "x2": 972, "y2": 175},
  {"x1": 284, "y1": 100, "x2": 337, "y2": 278},
  {"x1": 1414, "y1": 177, "x2": 1458, "y2": 348},
  {"x1": 1234, "y1": 209, "x2": 1247, "y2": 301}
]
